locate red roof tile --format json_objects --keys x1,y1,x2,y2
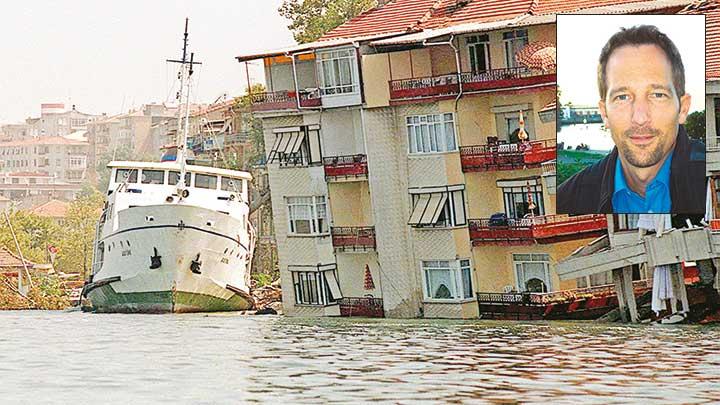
[
  {"x1": 321, "y1": 0, "x2": 439, "y2": 40},
  {"x1": 680, "y1": 1, "x2": 720, "y2": 79},
  {"x1": 0, "y1": 246, "x2": 35, "y2": 269},
  {"x1": 29, "y1": 199, "x2": 69, "y2": 218}
]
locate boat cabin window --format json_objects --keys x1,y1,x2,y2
[
  {"x1": 169, "y1": 171, "x2": 191, "y2": 186},
  {"x1": 115, "y1": 168, "x2": 138, "y2": 183},
  {"x1": 195, "y1": 173, "x2": 218, "y2": 190},
  {"x1": 141, "y1": 170, "x2": 165, "y2": 185},
  {"x1": 221, "y1": 177, "x2": 241, "y2": 192}
]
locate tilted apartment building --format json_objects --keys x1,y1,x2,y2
[{"x1": 237, "y1": 0, "x2": 699, "y2": 318}]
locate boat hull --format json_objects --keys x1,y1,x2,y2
[
  {"x1": 85, "y1": 204, "x2": 254, "y2": 314},
  {"x1": 85, "y1": 283, "x2": 253, "y2": 313}
]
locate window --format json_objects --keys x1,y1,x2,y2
[
  {"x1": 115, "y1": 168, "x2": 137, "y2": 183},
  {"x1": 467, "y1": 34, "x2": 490, "y2": 74},
  {"x1": 406, "y1": 114, "x2": 457, "y2": 154},
  {"x1": 576, "y1": 271, "x2": 613, "y2": 289},
  {"x1": 317, "y1": 49, "x2": 358, "y2": 95},
  {"x1": 503, "y1": 29, "x2": 528, "y2": 68},
  {"x1": 290, "y1": 264, "x2": 342, "y2": 305},
  {"x1": 513, "y1": 253, "x2": 551, "y2": 293},
  {"x1": 423, "y1": 259, "x2": 473, "y2": 300},
  {"x1": 221, "y1": 177, "x2": 242, "y2": 192},
  {"x1": 141, "y1": 170, "x2": 165, "y2": 185},
  {"x1": 195, "y1": 174, "x2": 218, "y2": 189},
  {"x1": 268, "y1": 126, "x2": 322, "y2": 167},
  {"x1": 169, "y1": 171, "x2": 191, "y2": 186},
  {"x1": 498, "y1": 179, "x2": 544, "y2": 219},
  {"x1": 408, "y1": 186, "x2": 466, "y2": 228},
  {"x1": 68, "y1": 157, "x2": 84, "y2": 167},
  {"x1": 286, "y1": 196, "x2": 328, "y2": 235}
]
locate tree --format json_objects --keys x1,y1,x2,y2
[
  {"x1": 279, "y1": 0, "x2": 377, "y2": 44},
  {"x1": 54, "y1": 191, "x2": 104, "y2": 278},
  {"x1": 684, "y1": 110, "x2": 705, "y2": 141}
]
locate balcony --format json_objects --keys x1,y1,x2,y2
[
  {"x1": 469, "y1": 214, "x2": 607, "y2": 246},
  {"x1": 389, "y1": 67, "x2": 556, "y2": 103},
  {"x1": 249, "y1": 90, "x2": 321, "y2": 112},
  {"x1": 331, "y1": 226, "x2": 376, "y2": 252},
  {"x1": 338, "y1": 297, "x2": 384, "y2": 317},
  {"x1": 323, "y1": 154, "x2": 368, "y2": 182},
  {"x1": 460, "y1": 139, "x2": 556, "y2": 172}
]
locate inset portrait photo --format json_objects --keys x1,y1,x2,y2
[{"x1": 556, "y1": 14, "x2": 706, "y2": 214}]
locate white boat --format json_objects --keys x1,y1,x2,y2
[{"x1": 82, "y1": 19, "x2": 256, "y2": 313}]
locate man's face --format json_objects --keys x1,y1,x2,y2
[{"x1": 598, "y1": 44, "x2": 691, "y2": 168}]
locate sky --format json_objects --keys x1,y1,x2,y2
[
  {"x1": 557, "y1": 14, "x2": 705, "y2": 113},
  {"x1": 0, "y1": 0, "x2": 295, "y2": 124}
]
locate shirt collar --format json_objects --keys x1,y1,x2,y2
[{"x1": 614, "y1": 149, "x2": 674, "y2": 198}]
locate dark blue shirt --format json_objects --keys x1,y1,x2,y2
[{"x1": 612, "y1": 150, "x2": 673, "y2": 213}]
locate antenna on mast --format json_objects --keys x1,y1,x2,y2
[{"x1": 166, "y1": 18, "x2": 202, "y2": 199}]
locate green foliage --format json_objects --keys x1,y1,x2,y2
[
  {"x1": 0, "y1": 211, "x2": 61, "y2": 265},
  {"x1": 235, "y1": 84, "x2": 268, "y2": 169},
  {"x1": 557, "y1": 149, "x2": 606, "y2": 185},
  {"x1": 252, "y1": 272, "x2": 274, "y2": 288},
  {"x1": 684, "y1": 110, "x2": 705, "y2": 141},
  {"x1": 279, "y1": 0, "x2": 377, "y2": 44},
  {"x1": 54, "y1": 191, "x2": 105, "y2": 279}
]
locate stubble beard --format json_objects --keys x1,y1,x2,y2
[{"x1": 616, "y1": 126, "x2": 668, "y2": 168}]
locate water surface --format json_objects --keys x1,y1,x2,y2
[
  {"x1": 559, "y1": 123, "x2": 614, "y2": 152},
  {"x1": 2, "y1": 311, "x2": 719, "y2": 404}
]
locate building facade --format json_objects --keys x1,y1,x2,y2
[{"x1": 240, "y1": 0, "x2": 698, "y2": 318}]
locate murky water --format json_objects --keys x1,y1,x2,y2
[
  {"x1": 2, "y1": 311, "x2": 720, "y2": 404},
  {"x1": 559, "y1": 123, "x2": 614, "y2": 152}
]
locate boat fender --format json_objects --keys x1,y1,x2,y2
[
  {"x1": 190, "y1": 253, "x2": 202, "y2": 274},
  {"x1": 150, "y1": 247, "x2": 162, "y2": 269},
  {"x1": 181, "y1": 189, "x2": 190, "y2": 199}
]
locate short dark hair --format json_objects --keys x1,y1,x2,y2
[{"x1": 597, "y1": 25, "x2": 685, "y2": 101}]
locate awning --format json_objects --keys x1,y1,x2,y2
[
  {"x1": 408, "y1": 192, "x2": 448, "y2": 226},
  {"x1": 269, "y1": 130, "x2": 305, "y2": 161},
  {"x1": 324, "y1": 270, "x2": 343, "y2": 300}
]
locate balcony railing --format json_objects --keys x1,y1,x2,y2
[
  {"x1": 389, "y1": 67, "x2": 556, "y2": 101},
  {"x1": 541, "y1": 159, "x2": 556, "y2": 176},
  {"x1": 707, "y1": 136, "x2": 720, "y2": 151},
  {"x1": 460, "y1": 139, "x2": 556, "y2": 172},
  {"x1": 469, "y1": 218, "x2": 534, "y2": 245},
  {"x1": 338, "y1": 297, "x2": 384, "y2": 317},
  {"x1": 249, "y1": 89, "x2": 321, "y2": 112},
  {"x1": 323, "y1": 154, "x2": 368, "y2": 181},
  {"x1": 331, "y1": 226, "x2": 376, "y2": 252},
  {"x1": 469, "y1": 214, "x2": 607, "y2": 246}
]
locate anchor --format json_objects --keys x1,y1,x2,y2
[
  {"x1": 190, "y1": 253, "x2": 202, "y2": 274},
  {"x1": 149, "y1": 247, "x2": 162, "y2": 269}
]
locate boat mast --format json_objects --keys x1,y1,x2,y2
[{"x1": 167, "y1": 18, "x2": 201, "y2": 196}]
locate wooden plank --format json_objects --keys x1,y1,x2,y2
[
  {"x1": 622, "y1": 266, "x2": 639, "y2": 323},
  {"x1": 612, "y1": 268, "x2": 628, "y2": 323},
  {"x1": 557, "y1": 243, "x2": 647, "y2": 280}
]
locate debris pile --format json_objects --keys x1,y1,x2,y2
[{"x1": 251, "y1": 280, "x2": 282, "y2": 315}]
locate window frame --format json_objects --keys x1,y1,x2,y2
[
  {"x1": 512, "y1": 253, "x2": 551, "y2": 293},
  {"x1": 291, "y1": 265, "x2": 340, "y2": 306},
  {"x1": 406, "y1": 113, "x2": 458, "y2": 155},
  {"x1": 286, "y1": 196, "x2": 329, "y2": 236},
  {"x1": 422, "y1": 259, "x2": 474, "y2": 301},
  {"x1": 501, "y1": 184, "x2": 544, "y2": 219},
  {"x1": 409, "y1": 188, "x2": 466, "y2": 228},
  {"x1": 467, "y1": 34, "x2": 490, "y2": 74},
  {"x1": 270, "y1": 126, "x2": 323, "y2": 167},
  {"x1": 503, "y1": 29, "x2": 529, "y2": 68},
  {"x1": 316, "y1": 48, "x2": 359, "y2": 96}
]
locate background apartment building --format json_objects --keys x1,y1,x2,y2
[
  {"x1": 1, "y1": 103, "x2": 101, "y2": 140},
  {"x1": 0, "y1": 136, "x2": 89, "y2": 183},
  {"x1": 239, "y1": 0, "x2": 699, "y2": 319}
]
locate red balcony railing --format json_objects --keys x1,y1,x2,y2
[
  {"x1": 389, "y1": 67, "x2": 556, "y2": 101},
  {"x1": 331, "y1": 226, "x2": 376, "y2": 252},
  {"x1": 469, "y1": 214, "x2": 607, "y2": 246},
  {"x1": 460, "y1": 139, "x2": 556, "y2": 172},
  {"x1": 323, "y1": 154, "x2": 368, "y2": 181},
  {"x1": 249, "y1": 90, "x2": 321, "y2": 112},
  {"x1": 531, "y1": 214, "x2": 608, "y2": 243},
  {"x1": 469, "y1": 218, "x2": 534, "y2": 246},
  {"x1": 339, "y1": 297, "x2": 384, "y2": 317}
]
